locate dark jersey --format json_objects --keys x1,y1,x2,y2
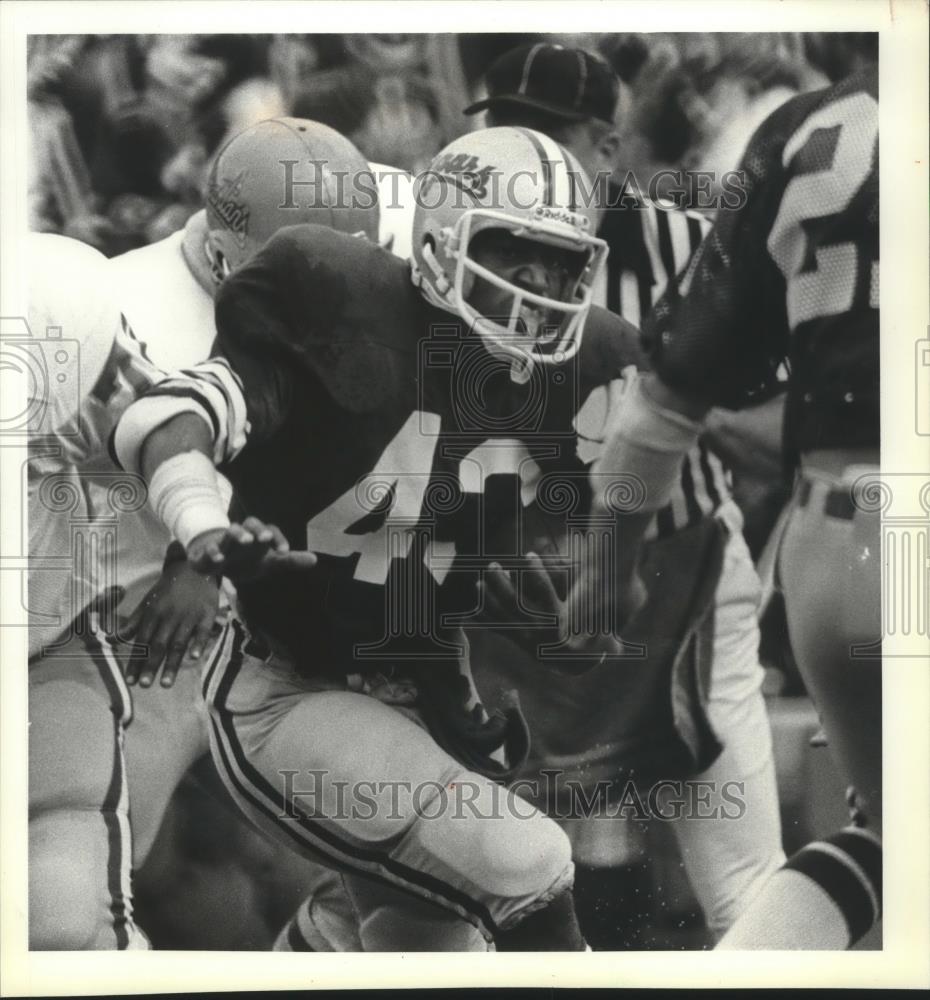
[
  {"x1": 207, "y1": 224, "x2": 646, "y2": 674},
  {"x1": 644, "y1": 69, "x2": 879, "y2": 456}
]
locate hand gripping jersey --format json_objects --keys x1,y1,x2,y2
[
  {"x1": 644, "y1": 69, "x2": 879, "y2": 458},
  {"x1": 114, "y1": 224, "x2": 648, "y2": 767}
]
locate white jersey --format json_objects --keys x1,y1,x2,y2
[
  {"x1": 371, "y1": 162, "x2": 416, "y2": 261},
  {"x1": 109, "y1": 211, "x2": 217, "y2": 371},
  {"x1": 27, "y1": 237, "x2": 165, "y2": 656},
  {"x1": 30, "y1": 218, "x2": 223, "y2": 656}
]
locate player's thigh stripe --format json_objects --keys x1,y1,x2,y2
[
  {"x1": 85, "y1": 621, "x2": 132, "y2": 731},
  {"x1": 204, "y1": 624, "x2": 431, "y2": 883},
  {"x1": 208, "y1": 627, "x2": 499, "y2": 937},
  {"x1": 201, "y1": 619, "x2": 235, "y2": 705},
  {"x1": 785, "y1": 839, "x2": 880, "y2": 940},
  {"x1": 93, "y1": 627, "x2": 133, "y2": 727},
  {"x1": 209, "y1": 643, "x2": 499, "y2": 937},
  {"x1": 204, "y1": 693, "x2": 482, "y2": 936},
  {"x1": 85, "y1": 624, "x2": 135, "y2": 947},
  {"x1": 99, "y1": 721, "x2": 131, "y2": 948}
]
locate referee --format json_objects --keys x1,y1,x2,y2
[
  {"x1": 463, "y1": 41, "x2": 710, "y2": 329},
  {"x1": 463, "y1": 42, "x2": 784, "y2": 947}
]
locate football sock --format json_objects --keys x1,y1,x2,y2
[
  {"x1": 495, "y1": 887, "x2": 587, "y2": 951},
  {"x1": 716, "y1": 825, "x2": 881, "y2": 949}
]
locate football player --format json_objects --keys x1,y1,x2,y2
[
  {"x1": 26, "y1": 233, "x2": 174, "y2": 948},
  {"x1": 26, "y1": 119, "x2": 388, "y2": 949},
  {"x1": 113, "y1": 126, "x2": 673, "y2": 951},
  {"x1": 579, "y1": 68, "x2": 881, "y2": 949}
]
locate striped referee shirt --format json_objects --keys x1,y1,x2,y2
[{"x1": 593, "y1": 182, "x2": 733, "y2": 539}]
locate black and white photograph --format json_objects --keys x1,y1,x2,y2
[{"x1": 1, "y1": 0, "x2": 927, "y2": 993}]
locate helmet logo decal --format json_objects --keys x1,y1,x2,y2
[
  {"x1": 533, "y1": 204, "x2": 591, "y2": 231},
  {"x1": 429, "y1": 152, "x2": 495, "y2": 200},
  {"x1": 207, "y1": 170, "x2": 250, "y2": 248}
]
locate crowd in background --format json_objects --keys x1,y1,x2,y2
[
  {"x1": 28, "y1": 32, "x2": 876, "y2": 256},
  {"x1": 26, "y1": 31, "x2": 878, "y2": 951}
]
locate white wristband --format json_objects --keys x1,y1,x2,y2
[
  {"x1": 147, "y1": 451, "x2": 231, "y2": 550},
  {"x1": 592, "y1": 375, "x2": 704, "y2": 513}
]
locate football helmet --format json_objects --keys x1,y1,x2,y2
[
  {"x1": 204, "y1": 118, "x2": 380, "y2": 283},
  {"x1": 411, "y1": 127, "x2": 608, "y2": 369}
]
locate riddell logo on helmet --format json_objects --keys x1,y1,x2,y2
[
  {"x1": 533, "y1": 205, "x2": 590, "y2": 231},
  {"x1": 429, "y1": 152, "x2": 495, "y2": 199},
  {"x1": 207, "y1": 171, "x2": 250, "y2": 248}
]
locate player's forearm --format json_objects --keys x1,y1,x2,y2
[
  {"x1": 639, "y1": 372, "x2": 714, "y2": 424},
  {"x1": 133, "y1": 414, "x2": 230, "y2": 550},
  {"x1": 577, "y1": 372, "x2": 708, "y2": 647},
  {"x1": 703, "y1": 392, "x2": 785, "y2": 480},
  {"x1": 139, "y1": 412, "x2": 213, "y2": 482},
  {"x1": 594, "y1": 372, "x2": 708, "y2": 515}
]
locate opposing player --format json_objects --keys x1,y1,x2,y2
[
  {"x1": 113, "y1": 126, "x2": 686, "y2": 950},
  {"x1": 27, "y1": 119, "x2": 387, "y2": 949},
  {"x1": 583, "y1": 69, "x2": 881, "y2": 949},
  {"x1": 26, "y1": 233, "x2": 175, "y2": 948}
]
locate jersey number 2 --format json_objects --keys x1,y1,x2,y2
[{"x1": 767, "y1": 91, "x2": 878, "y2": 330}]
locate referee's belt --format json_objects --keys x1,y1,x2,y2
[{"x1": 796, "y1": 477, "x2": 856, "y2": 521}]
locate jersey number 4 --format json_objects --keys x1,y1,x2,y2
[
  {"x1": 305, "y1": 412, "x2": 440, "y2": 585},
  {"x1": 305, "y1": 411, "x2": 538, "y2": 586},
  {"x1": 767, "y1": 91, "x2": 879, "y2": 331}
]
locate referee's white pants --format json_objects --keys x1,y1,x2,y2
[{"x1": 671, "y1": 504, "x2": 785, "y2": 938}]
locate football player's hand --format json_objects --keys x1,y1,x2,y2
[
  {"x1": 121, "y1": 561, "x2": 220, "y2": 688},
  {"x1": 187, "y1": 518, "x2": 318, "y2": 582},
  {"x1": 478, "y1": 552, "x2": 640, "y2": 674}
]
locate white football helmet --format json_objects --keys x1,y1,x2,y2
[{"x1": 411, "y1": 127, "x2": 608, "y2": 369}]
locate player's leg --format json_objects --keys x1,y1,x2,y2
[
  {"x1": 717, "y1": 470, "x2": 882, "y2": 949},
  {"x1": 29, "y1": 622, "x2": 148, "y2": 949},
  {"x1": 671, "y1": 516, "x2": 785, "y2": 938},
  {"x1": 779, "y1": 476, "x2": 882, "y2": 832},
  {"x1": 121, "y1": 645, "x2": 212, "y2": 868},
  {"x1": 274, "y1": 866, "x2": 490, "y2": 952},
  {"x1": 202, "y1": 621, "x2": 580, "y2": 950},
  {"x1": 272, "y1": 867, "x2": 364, "y2": 952}
]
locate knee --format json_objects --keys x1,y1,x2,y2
[
  {"x1": 416, "y1": 775, "x2": 573, "y2": 905},
  {"x1": 29, "y1": 812, "x2": 129, "y2": 950},
  {"x1": 30, "y1": 835, "x2": 108, "y2": 949}
]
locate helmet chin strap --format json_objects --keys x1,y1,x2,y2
[
  {"x1": 510, "y1": 353, "x2": 535, "y2": 385},
  {"x1": 180, "y1": 211, "x2": 221, "y2": 296}
]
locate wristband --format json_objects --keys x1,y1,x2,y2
[
  {"x1": 592, "y1": 375, "x2": 703, "y2": 513},
  {"x1": 147, "y1": 450, "x2": 231, "y2": 550}
]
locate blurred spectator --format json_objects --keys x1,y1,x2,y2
[
  {"x1": 596, "y1": 33, "x2": 832, "y2": 205},
  {"x1": 28, "y1": 34, "x2": 283, "y2": 255},
  {"x1": 277, "y1": 34, "x2": 472, "y2": 173},
  {"x1": 803, "y1": 32, "x2": 878, "y2": 83}
]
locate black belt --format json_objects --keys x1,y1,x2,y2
[{"x1": 796, "y1": 478, "x2": 856, "y2": 520}]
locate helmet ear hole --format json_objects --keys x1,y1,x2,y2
[{"x1": 205, "y1": 239, "x2": 232, "y2": 285}]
